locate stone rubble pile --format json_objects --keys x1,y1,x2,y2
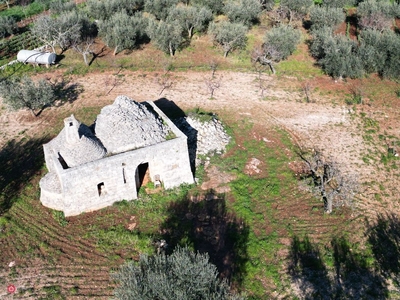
[{"x1": 174, "y1": 115, "x2": 231, "y2": 167}]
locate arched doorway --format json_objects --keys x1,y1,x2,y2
[{"x1": 136, "y1": 162, "x2": 150, "y2": 192}]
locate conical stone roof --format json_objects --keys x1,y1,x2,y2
[
  {"x1": 94, "y1": 95, "x2": 170, "y2": 154},
  {"x1": 51, "y1": 115, "x2": 107, "y2": 168}
]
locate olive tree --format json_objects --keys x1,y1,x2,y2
[
  {"x1": 191, "y1": 0, "x2": 224, "y2": 14},
  {"x1": 223, "y1": 0, "x2": 262, "y2": 27},
  {"x1": 147, "y1": 18, "x2": 184, "y2": 56},
  {"x1": 258, "y1": 0, "x2": 275, "y2": 11},
  {"x1": 376, "y1": 30, "x2": 400, "y2": 79},
  {"x1": 0, "y1": 76, "x2": 56, "y2": 117},
  {"x1": 49, "y1": 0, "x2": 77, "y2": 15},
  {"x1": 280, "y1": 0, "x2": 314, "y2": 23},
  {"x1": 208, "y1": 21, "x2": 248, "y2": 58},
  {"x1": 167, "y1": 5, "x2": 212, "y2": 39},
  {"x1": 144, "y1": 0, "x2": 178, "y2": 20},
  {"x1": 71, "y1": 16, "x2": 98, "y2": 65},
  {"x1": 252, "y1": 24, "x2": 300, "y2": 74},
  {"x1": 86, "y1": 0, "x2": 144, "y2": 20},
  {"x1": 112, "y1": 246, "x2": 244, "y2": 300},
  {"x1": 296, "y1": 148, "x2": 358, "y2": 214},
  {"x1": 0, "y1": 16, "x2": 17, "y2": 38},
  {"x1": 321, "y1": 0, "x2": 356, "y2": 8},
  {"x1": 99, "y1": 11, "x2": 147, "y2": 55},
  {"x1": 318, "y1": 34, "x2": 363, "y2": 79},
  {"x1": 357, "y1": 0, "x2": 398, "y2": 31},
  {"x1": 358, "y1": 29, "x2": 386, "y2": 74},
  {"x1": 31, "y1": 12, "x2": 83, "y2": 53},
  {"x1": 309, "y1": 6, "x2": 345, "y2": 30},
  {"x1": 263, "y1": 24, "x2": 301, "y2": 61},
  {"x1": 308, "y1": 25, "x2": 335, "y2": 59}
]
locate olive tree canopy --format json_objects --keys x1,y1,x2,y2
[
  {"x1": 208, "y1": 21, "x2": 248, "y2": 58},
  {"x1": 0, "y1": 76, "x2": 56, "y2": 117},
  {"x1": 112, "y1": 246, "x2": 244, "y2": 300},
  {"x1": 98, "y1": 11, "x2": 147, "y2": 55}
]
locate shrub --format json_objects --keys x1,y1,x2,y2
[
  {"x1": 112, "y1": 246, "x2": 244, "y2": 300},
  {"x1": 309, "y1": 6, "x2": 345, "y2": 30}
]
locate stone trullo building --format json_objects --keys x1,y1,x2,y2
[{"x1": 39, "y1": 96, "x2": 194, "y2": 217}]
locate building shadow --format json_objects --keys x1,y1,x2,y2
[
  {"x1": 288, "y1": 234, "x2": 388, "y2": 299},
  {"x1": 154, "y1": 98, "x2": 198, "y2": 175},
  {"x1": 366, "y1": 213, "x2": 400, "y2": 286},
  {"x1": 0, "y1": 137, "x2": 49, "y2": 215},
  {"x1": 154, "y1": 98, "x2": 186, "y2": 120},
  {"x1": 160, "y1": 190, "x2": 249, "y2": 287}
]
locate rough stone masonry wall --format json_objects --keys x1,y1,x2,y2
[
  {"x1": 40, "y1": 99, "x2": 194, "y2": 217},
  {"x1": 174, "y1": 115, "x2": 231, "y2": 167},
  {"x1": 56, "y1": 133, "x2": 193, "y2": 216}
]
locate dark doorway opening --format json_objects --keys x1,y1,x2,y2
[
  {"x1": 97, "y1": 182, "x2": 104, "y2": 196},
  {"x1": 136, "y1": 163, "x2": 150, "y2": 192}
]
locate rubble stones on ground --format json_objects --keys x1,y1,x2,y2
[{"x1": 174, "y1": 115, "x2": 231, "y2": 167}]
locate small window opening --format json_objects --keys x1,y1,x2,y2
[
  {"x1": 97, "y1": 182, "x2": 105, "y2": 196},
  {"x1": 57, "y1": 152, "x2": 69, "y2": 169},
  {"x1": 122, "y1": 164, "x2": 126, "y2": 183}
]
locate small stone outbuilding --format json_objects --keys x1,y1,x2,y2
[{"x1": 40, "y1": 96, "x2": 194, "y2": 216}]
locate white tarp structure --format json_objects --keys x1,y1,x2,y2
[{"x1": 17, "y1": 50, "x2": 56, "y2": 65}]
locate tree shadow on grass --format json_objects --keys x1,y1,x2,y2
[
  {"x1": 288, "y1": 235, "x2": 388, "y2": 299},
  {"x1": 288, "y1": 235, "x2": 332, "y2": 299},
  {"x1": 0, "y1": 137, "x2": 49, "y2": 215},
  {"x1": 160, "y1": 190, "x2": 249, "y2": 287},
  {"x1": 366, "y1": 213, "x2": 400, "y2": 286},
  {"x1": 53, "y1": 78, "x2": 84, "y2": 106},
  {"x1": 331, "y1": 236, "x2": 387, "y2": 299}
]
